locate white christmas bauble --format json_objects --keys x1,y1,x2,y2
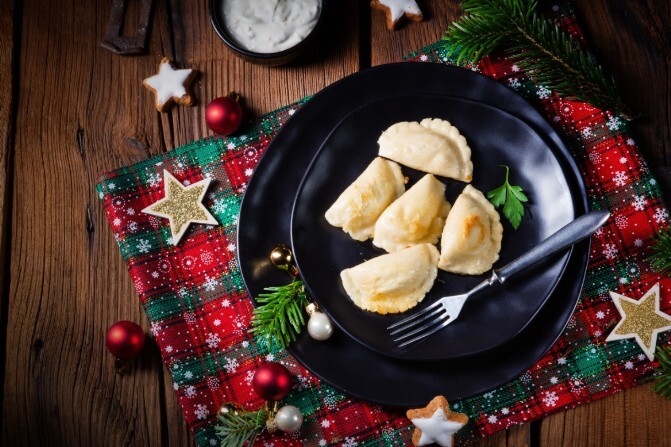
[
  {"x1": 307, "y1": 311, "x2": 333, "y2": 341},
  {"x1": 275, "y1": 405, "x2": 303, "y2": 433}
]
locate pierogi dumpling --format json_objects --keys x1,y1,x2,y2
[
  {"x1": 438, "y1": 185, "x2": 503, "y2": 275},
  {"x1": 378, "y1": 118, "x2": 473, "y2": 182},
  {"x1": 373, "y1": 174, "x2": 451, "y2": 253},
  {"x1": 325, "y1": 157, "x2": 405, "y2": 241},
  {"x1": 340, "y1": 244, "x2": 440, "y2": 314}
]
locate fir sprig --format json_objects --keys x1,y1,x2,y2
[
  {"x1": 250, "y1": 280, "x2": 308, "y2": 349},
  {"x1": 646, "y1": 228, "x2": 671, "y2": 274},
  {"x1": 653, "y1": 345, "x2": 671, "y2": 399},
  {"x1": 215, "y1": 407, "x2": 267, "y2": 447},
  {"x1": 444, "y1": 0, "x2": 632, "y2": 119}
]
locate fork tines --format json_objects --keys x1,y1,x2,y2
[{"x1": 388, "y1": 303, "x2": 452, "y2": 347}]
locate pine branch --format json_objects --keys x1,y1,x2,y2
[
  {"x1": 443, "y1": 0, "x2": 632, "y2": 119},
  {"x1": 249, "y1": 280, "x2": 308, "y2": 349},
  {"x1": 215, "y1": 407, "x2": 267, "y2": 447},
  {"x1": 653, "y1": 345, "x2": 671, "y2": 399},
  {"x1": 646, "y1": 228, "x2": 671, "y2": 274}
]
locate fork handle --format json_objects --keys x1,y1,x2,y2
[{"x1": 493, "y1": 210, "x2": 610, "y2": 284}]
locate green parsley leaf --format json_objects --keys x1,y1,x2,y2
[
  {"x1": 486, "y1": 166, "x2": 528, "y2": 230},
  {"x1": 487, "y1": 184, "x2": 507, "y2": 208}
]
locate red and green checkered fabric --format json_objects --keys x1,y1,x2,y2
[{"x1": 97, "y1": 3, "x2": 670, "y2": 446}]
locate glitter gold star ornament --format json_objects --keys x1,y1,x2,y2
[
  {"x1": 143, "y1": 58, "x2": 197, "y2": 112},
  {"x1": 406, "y1": 396, "x2": 468, "y2": 447},
  {"x1": 606, "y1": 283, "x2": 671, "y2": 361},
  {"x1": 142, "y1": 170, "x2": 218, "y2": 245}
]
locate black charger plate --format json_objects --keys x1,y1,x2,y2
[
  {"x1": 237, "y1": 63, "x2": 589, "y2": 406},
  {"x1": 291, "y1": 95, "x2": 577, "y2": 361}
]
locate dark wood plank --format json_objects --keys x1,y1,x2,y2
[
  {"x1": 538, "y1": 1, "x2": 671, "y2": 445},
  {"x1": 0, "y1": 0, "x2": 14, "y2": 275},
  {"x1": 1, "y1": 0, "x2": 170, "y2": 444},
  {"x1": 3, "y1": 0, "x2": 670, "y2": 446},
  {"x1": 540, "y1": 383, "x2": 671, "y2": 446},
  {"x1": 474, "y1": 424, "x2": 531, "y2": 447},
  {"x1": 506, "y1": 424, "x2": 531, "y2": 447},
  {"x1": 368, "y1": 1, "x2": 670, "y2": 446},
  {"x1": 2, "y1": 0, "x2": 361, "y2": 446},
  {"x1": 541, "y1": 393, "x2": 627, "y2": 446},
  {"x1": 0, "y1": 0, "x2": 16, "y2": 442},
  {"x1": 571, "y1": 0, "x2": 671, "y2": 197},
  {"x1": 573, "y1": 1, "x2": 671, "y2": 158}
]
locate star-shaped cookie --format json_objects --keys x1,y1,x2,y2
[
  {"x1": 142, "y1": 170, "x2": 218, "y2": 245},
  {"x1": 406, "y1": 396, "x2": 468, "y2": 447},
  {"x1": 606, "y1": 283, "x2": 671, "y2": 361},
  {"x1": 371, "y1": 0, "x2": 423, "y2": 30},
  {"x1": 143, "y1": 58, "x2": 197, "y2": 112}
]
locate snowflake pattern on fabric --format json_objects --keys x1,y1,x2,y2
[
  {"x1": 613, "y1": 171, "x2": 628, "y2": 187},
  {"x1": 633, "y1": 195, "x2": 648, "y2": 211},
  {"x1": 602, "y1": 244, "x2": 618, "y2": 260},
  {"x1": 542, "y1": 391, "x2": 559, "y2": 408},
  {"x1": 654, "y1": 208, "x2": 669, "y2": 223},
  {"x1": 205, "y1": 333, "x2": 221, "y2": 349},
  {"x1": 195, "y1": 404, "x2": 209, "y2": 420}
]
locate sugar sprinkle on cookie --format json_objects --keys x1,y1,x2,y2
[
  {"x1": 371, "y1": 0, "x2": 423, "y2": 30},
  {"x1": 406, "y1": 396, "x2": 468, "y2": 447},
  {"x1": 143, "y1": 58, "x2": 197, "y2": 112}
]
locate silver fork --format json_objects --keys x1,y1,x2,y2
[{"x1": 388, "y1": 210, "x2": 611, "y2": 347}]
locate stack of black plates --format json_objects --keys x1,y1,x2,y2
[{"x1": 238, "y1": 63, "x2": 589, "y2": 407}]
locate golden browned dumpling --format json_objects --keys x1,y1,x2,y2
[
  {"x1": 378, "y1": 118, "x2": 473, "y2": 182},
  {"x1": 438, "y1": 185, "x2": 503, "y2": 275},
  {"x1": 340, "y1": 244, "x2": 440, "y2": 314},
  {"x1": 325, "y1": 157, "x2": 406, "y2": 241},
  {"x1": 373, "y1": 174, "x2": 451, "y2": 252}
]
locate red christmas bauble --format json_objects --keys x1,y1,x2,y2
[
  {"x1": 206, "y1": 94, "x2": 244, "y2": 136},
  {"x1": 252, "y1": 362, "x2": 293, "y2": 401},
  {"x1": 106, "y1": 321, "x2": 146, "y2": 360}
]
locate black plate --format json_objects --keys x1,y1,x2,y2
[
  {"x1": 291, "y1": 95, "x2": 577, "y2": 361},
  {"x1": 237, "y1": 63, "x2": 589, "y2": 406}
]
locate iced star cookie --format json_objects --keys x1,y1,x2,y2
[
  {"x1": 406, "y1": 396, "x2": 468, "y2": 447},
  {"x1": 371, "y1": 0, "x2": 423, "y2": 30},
  {"x1": 143, "y1": 58, "x2": 197, "y2": 112}
]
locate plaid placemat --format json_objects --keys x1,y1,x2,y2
[{"x1": 97, "y1": 3, "x2": 670, "y2": 446}]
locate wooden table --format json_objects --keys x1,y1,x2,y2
[{"x1": 1, "y1": 1, "x2": 670, "y2": 445}]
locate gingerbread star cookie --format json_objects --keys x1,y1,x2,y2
[
  {"x1": 372, "y1": 0, "x2": 423, "y2": 30},
  {"x1": 406, "y1": 396, "x2": 468, "y2": 447},
  {"x1": 143, "y1": 58, "x2": 197, "y2": 112}
]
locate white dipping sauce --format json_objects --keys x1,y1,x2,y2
[{"x1": 223, "y1": 0, "x2": 322, "y2": 53}]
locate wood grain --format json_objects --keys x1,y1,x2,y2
[
  {"x1": 539, "y1": 383, "x2": 671, "y2": 446},
  {"x1": 538, "y1": 1, "x2": 671, "y2": 444},
  {"x1": 0, "y1": 0, "x2": 359, "y2": 445},
  {"x1": 0, "y1": 0, "x2": 16, "y2": 440},
  {"x1": 572, "y1": 0, "x2": 671, "y2": 197},
  {"x1": 1, "y1": 1, "x2": 670, "y2": 446},
  {"x1": 2, "y1": 0, "x2": 169, "y2": 443}
]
